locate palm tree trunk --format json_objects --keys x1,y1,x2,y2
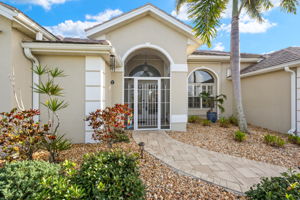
[{"x1": 230, "y1": 0, "x2": 248, "y2": 132}]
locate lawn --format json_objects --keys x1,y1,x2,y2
[{"x1": 167, "y1": 123, "x2": 300, "y2": 169}]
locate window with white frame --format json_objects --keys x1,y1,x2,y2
[{"x1": 188, "y1": 70, "x2": 216, "y2": 108}]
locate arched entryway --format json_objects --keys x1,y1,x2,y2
[{"x1": 124, "y1": 48, "x2": 170, "y2": 130}]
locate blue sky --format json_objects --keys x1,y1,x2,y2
[{"x1": 3, "y1": 0, "x2": 300, "y2": 54}]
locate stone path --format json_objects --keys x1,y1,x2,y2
[{"x1": 133, "y1": 131, "x2": 287, "y2": 194}]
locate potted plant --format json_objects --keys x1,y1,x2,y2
[{"x1": 200, "y1": 92, "x2": 226, "y2": 123}]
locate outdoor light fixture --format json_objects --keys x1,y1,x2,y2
[
  {"x1": 110, "y1": 54, "x2": 116, "y2": 72},
  {"x1": 138, "y1": 142, "x2": 145, "y2": 159}
]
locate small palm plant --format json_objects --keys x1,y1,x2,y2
[
  {"x1": 200, "y1": 92, "x2": 226, "y2": 122},
  {"x1": 33, "y1": 65, "x2": 71, "y2": 162}
]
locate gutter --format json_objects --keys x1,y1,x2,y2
[
  {"x1": 23, "y1": 47, "x2": 40, "y2": 121},
  {"x1": 284, "y1": 67, "x2": 296, "y2": 134}
]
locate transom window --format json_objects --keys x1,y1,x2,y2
[{"x1": 188, "y1": 70, "x2": 216, "y2": 108}]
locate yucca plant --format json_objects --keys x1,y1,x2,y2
[{"x1": 33, "y1": 65, "x2": 70, "y2": 162}]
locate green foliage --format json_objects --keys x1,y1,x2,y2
[
  {"x1": 188, "y1": 115, "x2": 202, "y2": 123},
  {"x1": 112, "y1": 129, "x2": 130, "y2": 143},
  {"x1": 264, "y1": 134, "x2": 285, "y2": 147},
  {"x1": 219, "y1": 117, "x2": 230, "y2": 128},
  {"x1": 288, "y1": 135, "x2": 300, "y2": 145},
  {"x1": 0, "y1": 160, "x2": 60, "y2": 200},
  {"x1": 37, "y1": 160, "x2": 84, "y2": 200},
  {"x1": 228, "y1": 115, "x2": 239, "y2": 126},
  {"x1": 200, "y1": 92, "x2": 227, "y2": 113},
  {"x1": 246, "y1": 170, "x2": 300, "y2": 200},
  {"x1": 76, "y1": 150, "x2": 145, "y2": 200},
  {"x1": 234, "y1": 130, "x2": 246, "y2": 142},
  {"x1": 43, "y1": 98, "x2": 68, "y2": 112},
  {"x1": 202, "y1": 119, "x2": 211, "y2": 126}
]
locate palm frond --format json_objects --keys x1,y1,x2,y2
[
  {"x1": 32, "y1": 65, "x2": 48, "y2": 76},
  {"x1": 43, "y1": 98, "x2": 68, "y2": 112},
  {"x1": 34, "y1": 81, "x2": 64, "y2": 96},
  {"x1": 49, "y1": 68, "x2": 66, "y2": 78},
  {"x1": 280, "y1": 0, "x2": 299, "y2": 14},
  {"x1": 186, "y1": 0, "x2": 229, "y2": 47},
  {"x1": 243, "y1": 0, "x2": 273, "y2": 22}
]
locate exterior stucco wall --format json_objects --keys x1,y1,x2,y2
[
  {"x1": 241, "y1": 70, "x2": 291, "y2": 133},
  {"x1": 0, "y1": 16, "x2": 13, "y2": 112},
  {"x1": 38, "y1": 55, "x2": 86, "y2": 143},
  {"x1": 12, "y1": 28, "x2": 33, "y2": 109}
]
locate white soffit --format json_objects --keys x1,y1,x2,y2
[{"x1": 85, "y1": 4, "x2": 194, "y2": 38}]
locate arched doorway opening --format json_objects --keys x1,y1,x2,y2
[{"x1": 124, "y1": 48, "x2": 170, "y2": 130}]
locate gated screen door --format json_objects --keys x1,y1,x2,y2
[{"x1": 124, "y1": 77, "x2": 170, "y2": 130}]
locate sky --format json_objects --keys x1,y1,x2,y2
[{"x1": 3, "y1": 0, "x2": 300, "y2": 54}]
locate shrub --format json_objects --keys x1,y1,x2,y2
[
  {"x1": 76, "y1": 150, "x2": 145, "y2": 200},
  {"x1": 113, "y1": 129, "x2": 130, "y2": 143},
  {"x1": 188, "y1": 116, "x2": 202, "y2": 123},
  {"x1": 264, "y1": 134, "x2": 285, "y2": 147},
  {"x1": 0, "y1": 108, "x2": 47, "y2": 161},
  {"x1": 219, "y1": 117, "x2": 230, "y2": 128},
  {"x1": 245, "y1": 170, "x2": 300, "y2": 200},
  {"x1": 228, "y1": 115, "x2": 238, "y2": 126},
  {"x1": 0, "y1": 160, "x2": 60, "y2": 199},
  {"x1": 234, "y1": 130, "x2": 246, "y2": 142},
  {"x1": 202, "y1": 119, "x2": 211, "y2": 126},
  {"x1": 86, "y1": 104, "x2": 132, "y2": 148},
  {"x1": 288, "y1": 135, "x2": 300, "y2": 145}
]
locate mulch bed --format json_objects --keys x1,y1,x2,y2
[
  {"x1": 167, "y1": 123, "x2": 300, "y2": 169},
  {"x1": 56, "y1": 135, "x2": 245, "y2": 200}
]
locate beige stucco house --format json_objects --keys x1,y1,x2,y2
[{"x1": 1, "y1": 2, "x2": 299, "y2": 143}]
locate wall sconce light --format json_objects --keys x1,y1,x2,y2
[{"x1": 110, "y1": 54, "x2": 116, "y2": 72}]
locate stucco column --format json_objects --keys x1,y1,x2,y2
[
  {"x1": 85, "y1": 56, "x2": 106, "y2": 143},
  {"x1": 296, "y1": 67, "x2": 300, "y2": 135},
  {"x1": 170, "y1": 64, "x2": 188, "y2": 131}
]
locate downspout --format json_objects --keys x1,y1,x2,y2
[
  {"x1": 284, "y1": 67, "x2": 296, "y2": 134},
  {"x1": 23, "y1": 47, "x2": 40, "y2": 121}
]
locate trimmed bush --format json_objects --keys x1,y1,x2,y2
[
  {"x1": 188, "y1": 115, "x2": 202, "y2": 123},
  {"x1": 219, "y1": 117, "x2": 230, "y2": 128},
  {"x1": 0, "y1": 160, "x2": 60, "y2": 200},
  {"x1": 264, "y1": 134, "x2": 285, "y2": 147},
  {"x1": 246, "y1": 170, "x2": 300, "y2": 200},
  {"x1": 234, "y1": 130, "x2": 246, "y2": 142},
  {"x1": 76, "y1": 150, "x2": 145, "y2": 200},
  {"x1": 228, "y1": 115, "x2": 238, "y2": 126},
  {"x1": 202, "y1": 119, "x2": 211, "y2": 126},
  {"x1": 288, "y1": 135, "x2": 300, "y2": 146}
]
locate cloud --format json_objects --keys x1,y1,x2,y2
[
  {"x1": 171, "y1": 4, "x2": 189, "y2": 21},
  {"x1": 45, "y1": 9, "x2": 123, "y2": 38},
  {"x1": 219, "y1": 12, "x2": 277, "y2": 33},
  {"x1": 212, "y1": 42, "x2": 225, "y2": 51},
  {"x1": 9, "y1": 0, "x2": 71, "y2": 10}
]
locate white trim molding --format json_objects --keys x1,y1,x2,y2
[
  {"x1": 85, "y1": 56, "x2": 106, "y2": 143},
  {"x1": 85, "y1": 4, "x2": 194, "y2": 38},
  {"x1": 23, "y1": 47, "x2": 40, "y2": 121},
  {"x1": 171, "y1": 64, "x2": 188, "y2": 72},
  {"x1": 188, "y1": 55, "x2": 261, "y2": 63},
  {"x1": 171, "y1": 114, "x2": 187, "y2": 123},
  {"x1": 122, "y1": 42, "x2": 175, "y2": 65}
]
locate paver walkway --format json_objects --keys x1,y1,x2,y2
[{"x1": 133, "y1": 131, "x2": 288, "y2": 193}]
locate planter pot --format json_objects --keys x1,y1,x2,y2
[{"x1": 207, "y1": 111, "x2": 217, "y2": 123}]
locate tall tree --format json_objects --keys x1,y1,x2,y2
[{"x1": 176, "y1": 0, "x2": 299, "y2": 132}]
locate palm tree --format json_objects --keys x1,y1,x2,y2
[{"x1": 176, "y1": 0, "x2": 299, "y2": 132}]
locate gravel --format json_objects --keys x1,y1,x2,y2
[
  {"x1": 167, "y1": 123, "x2": 300, "y2": 169},
  {"x1": 57, "y1": 135, "x2": 245, "y2": 200}
]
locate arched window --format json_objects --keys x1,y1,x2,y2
[
  {"x1": 188, "y1": 70, "x2": 216, "y2": 108},
  {"x1": 129, "y1": 63, "x2": 161, "y2": 77}
]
